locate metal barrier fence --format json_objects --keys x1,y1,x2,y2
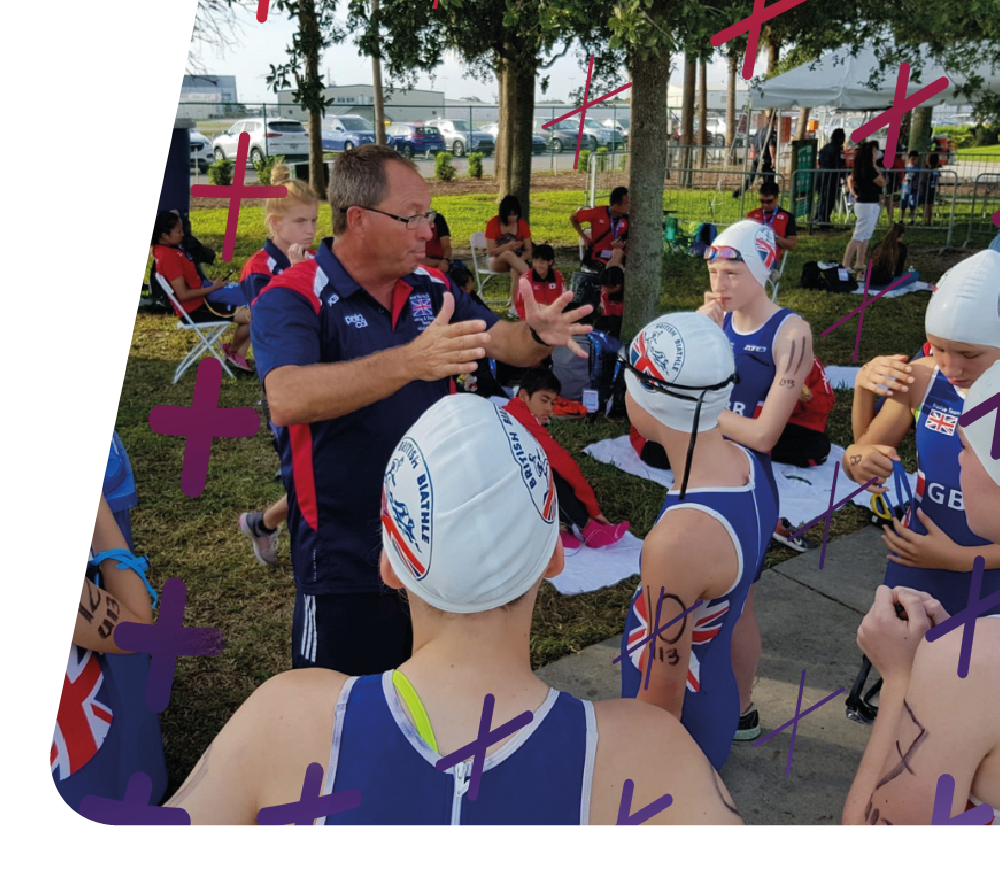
[
  {"x1": 588, "y1": 153, "x2": 971, "y2": 246},
  {"x1": 963, "y1": 173, "x2": 1000, "y2": 248}
]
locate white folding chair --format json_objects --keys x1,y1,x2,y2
[
  {"x1": 161, "y1": 279, "x2": 236, "y2": 384},
  {"x1": 470, "y1": 232, "x2": 505, "y2": 304},
  {"x1": 766, "y1": 251, "x2": 789, "y2": 303}
]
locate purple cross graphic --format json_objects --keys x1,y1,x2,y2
[
  {"x1": 257, "y1": 762, "x2": 362, "y2": 825},
  {"x1": 958, "y1": 391, "x2": 1000, "y2": 462},
  {"x1": 819, "y1": 261, "x2": 915, "y2": 363},
  {"x1": 932, "y1": 773, "x2": 996, "y2": 824},
  {"x1": 851, "y1": 63, "x2": 950, "y2": 163},
  {"x1": 924, "y1": 556, "x2": 1000, "y2": 679},
  {"x1": 617, "y1": 779, "x2": 673, "y2": 825},
  {"x1": 753, "y1": 668, "x2": 845, "y2": 776},
  {"x1": 435, "y1": 694, "x2": 532, "y2": 801},
  {"x1": 78, "y1": 771, "x2": 190, "y2": 825},
  {"x1": 710, "y1": 0, "x2": 811, "y2": 80},
  {"x1": 790, "y1": 461, "x2": 880, "y2": 568},
  {"x1": 190, "y1": 131, "x2": 287, "y2": 261},
  {"x1": 543, "y1": 55, "x2": 631, "y2": 170},
  {"x1": 148, "y1": 358, "x2": 260, "y2": 498},
  {"x1": 113, "y1": 578, "x2": 225, "y2": 713}
]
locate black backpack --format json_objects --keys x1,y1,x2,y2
[
  {"x1": 566, "y1": 268, "x2": 603, "y2": 316},
  {"x1": 800, "y1": 260, "x2": 824, "y2": 290}
]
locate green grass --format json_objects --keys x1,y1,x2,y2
[
  {"x1": 959, "y1": 144, "x2": 1000, "y2": 162},
  {"x1": 133, "y1": 204, "x2": 939, "y2": 795}
]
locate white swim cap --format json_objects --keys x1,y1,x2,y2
[
  {"x1": 624, "y1": 311, "x2": 736, "y2": 434},
  {"x1": 381, "y1": 395, "x2": 559, "y2": 614},
  {"x1": 712, "y1": 220, "x2": 780, "y2": 289},
  {"x1": 962, "y1": 360, "x2": 1000, "y2": 486},
  {"x1": 924, "y1": 250, "x2": 1000, "y2": 347}
]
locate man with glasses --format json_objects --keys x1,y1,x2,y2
[
  {"x1": 250, "y1": 145, "x2": 594, "y2": 675},
  {"x1": 746, "y1": 181, "x2": 797, "y2": 260}
]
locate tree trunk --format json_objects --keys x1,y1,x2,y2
[
  {"x1": 622, "y1": 50, "x2": 670, "y2": 345},
  {"x1": 509, "y1": 60, "x2": 535, "y2": 224},
  {"x1": 370, "y1": 0, "x2": 385, "y2": 145},
  {"x1": 726, "y1": 51, "x2": 737, "y2": 147},
  {"x1": 299, "y1": 0, "x2": 325, "y2": 199},
  {"x1": 909, "y1": 105, "x2": 933, "y2": 154},
  {"x1": 495, "y1": 51, "x2": 513, "y2": 196},
  {"x1": 697, "y1": 58, "x2": 708, "y2": 169},
  {"x1": 680, "y1": 53, "x2": 695, "y2": 187},
  {"x1": 767, "y1": 31, "x2": 780, "y2": 75},
  {"x1": 796, "y1": 107, "x2": 811, "y2": 140}
]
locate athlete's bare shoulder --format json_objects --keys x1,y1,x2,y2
[{"x1": 589, "y1": 700, "x2": 743, "y2": 825}]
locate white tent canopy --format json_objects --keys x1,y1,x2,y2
[{"x1": 749, "y1": 44, "x2": 1000, "y2": 110}]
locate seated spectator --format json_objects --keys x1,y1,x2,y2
[
  {"x1": 514, "y1": 243, "x2": 564, "y2": 321},
  {"x1": 421, "y1": 208, "x2": 454, "y2": 275},
  {"x1": 168, "y1": 395, "x2": 742, "y2": 826},
  {"x1": 746, "y1": 181, "x2": 796, "y2": 258},
  {"x1": 485, "y1": 195, "x2": 533, "y2": 317},
  {"x1": 770, "y1": 355, "x2": 834, "y2": 468},
  {"x1": 504, "y1": 368, "x2": 628, "y2": 549},
  {"x1": 868, "y1": 223, "x2": 909, "y2": 287},
  {"x1": 594, "y1": 266, "x2": 625, "y2": 339},
  {"x1": 54, "y1": 492, "x2": 167, "y2": 813},
  {"x1": 571, "y1": 187, "x2": 629, "y2": 270},
  {"x1": 843, "y1": 361, "x2": 1000, "y2": 825},
  {"x1": 151, "y1": 211, "x2": 253, "y2": 371}
]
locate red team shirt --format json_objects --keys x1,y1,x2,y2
[
  {"x1": 575, "y1": 205, "x2": 629, "y2": 266},
  {"x1": 514, "y1": 269, "x2": 565, "y2": 321},
  {"x1": 788, "y1": 356, "x2": 835, "y2": 433},
  {"x1": 152, "y1": 245, "x2": 205, "y2": 316}
]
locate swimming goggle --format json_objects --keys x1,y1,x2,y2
[
  {"x1": 868, "y1": 459, "x2": 917, "y2": 524},
  {"x1": 617, "y1": 352, "x2": 738, "y2": 499},
  {"x1": 704, "y1": 245, "x2": 745, "y2": 263}
]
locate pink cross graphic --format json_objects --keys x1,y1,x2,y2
[
  {"x1": 711, "y1": 0, "x2": 810, "y2": 81},
  {"x1": 851, "y1": 63, "x2": 950, "y2": 162},
  {"x1": 190, "y1": 132, "x2": 287, "y2": 261},
  {"x1": 543, "y1": 55, "x2": 631, "y2": 170}
]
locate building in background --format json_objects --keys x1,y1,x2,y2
[
  {"x1": 179, "y1": 74, "x2": 240, "y2": 118},
  {"x1": 276, "y1": 84, "x2": 445, "y2": 125}
]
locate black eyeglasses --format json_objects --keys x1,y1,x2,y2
[{"x1": 340, "y1": 207, "x2": 437, "y2": 229}]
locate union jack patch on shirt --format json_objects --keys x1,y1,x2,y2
[{"x1": 925, "y1": 407, "x2": 958, "y2": 436}]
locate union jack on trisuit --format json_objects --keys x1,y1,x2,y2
[
  {"x1": 925, "y1": 407, "x2": 958, "y2": 436},
  {"x1": 625, "y1": 592, "x2": 731, "y2": 693},
  {"x1": 51, "y1": 648, "x2": 113, "y2": 781},
  {"x1": 686, "y1": 600, "x2": 730, "y2": 693}
]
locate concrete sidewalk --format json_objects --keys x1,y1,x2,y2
[{"x1": 536, "y1": 527, "x2": 891, "y2": 825}]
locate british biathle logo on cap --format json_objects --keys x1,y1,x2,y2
[{"x1": 381, "y1": 436, "x2": 433, "y2": 581}]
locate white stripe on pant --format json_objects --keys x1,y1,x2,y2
[{"x1": 300, "y1": 594, "x2": 317, "y2": 664}]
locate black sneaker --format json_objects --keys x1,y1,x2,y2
[
  {"x1": 772, "y1": 517, "x2": 818, "y2": 553},
  {"x1": 733, "y1": 704, "x2": 761, "y2": 741}
]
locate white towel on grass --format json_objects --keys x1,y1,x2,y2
[
  {"x1": 825, "y1": 366, "x2": 860, "y2": 390},
  {"x1": 549, "y1": 531, "x2": 644, "y2": 596},
  {"x1": 584, "y1": 435, "x2": 917, "y2": 529},
  {"x1": 852, "y1": 280, "x2": 931, "y2": 297}
]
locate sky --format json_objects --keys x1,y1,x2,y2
[{"x1": 192, "y1": 3, "x2": 738, "y2": 105}]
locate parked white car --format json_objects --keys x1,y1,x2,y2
[
  {"x1": 426, "y1": 118, "x2": 495, "y2": 157},
  {"x1": 189, "y1": 130, "x2": 215, "y2": 173},
  {"x1": 212, "y1": 118, "x2": 309, "y2": 165}
]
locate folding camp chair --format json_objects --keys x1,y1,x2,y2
[
  {"x1": 160, "y1": 281, "x2": 236, "y2": 384},
  {"x1": 470, "y1": 232, "x2": 506, "y2": 305},
  {"x1": 766, "y1": 251, "x2": 789, "y2": 303}
]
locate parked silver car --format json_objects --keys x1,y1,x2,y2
[
  {"x1": 189, "y1": 129, "x2": 215, "y2": 173},
  {"x1": 534, "y1": 116, "x2": 625, "y2": 152},
  {"x1": 427, "y1": 118, "x2": 495, "y2": 157},
  {"x1": 212, "y1": 118, "x2": 309, "y2": 165},
  {"x1": 478, "y1": 123, "x2": 547, "y2": 154}
]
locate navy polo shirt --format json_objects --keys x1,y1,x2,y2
[{"x1": 251, "y1": 242, "x2": 499, "y2": 595}]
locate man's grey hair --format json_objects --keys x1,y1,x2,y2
[{"x1": 329, "y1": 144, "x2": 419, "y2": 235}]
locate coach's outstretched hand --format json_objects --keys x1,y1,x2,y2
[
  {"x1": 405, "y1": 291, "x2": 492, "y2": 382},
  {"x1": 521, "y1": 285, "x2": 594, "y2": 358}
]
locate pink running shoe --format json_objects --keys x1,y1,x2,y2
[
  {"x1": 224, "y1": 346, "x2": 253, "y2": 372},
  {"x1": 582, "y1": 520, "x2": 629, "y2": 548},
  {"x1": 560, "y1": 530, "x2": 582, "y2": 549}
]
